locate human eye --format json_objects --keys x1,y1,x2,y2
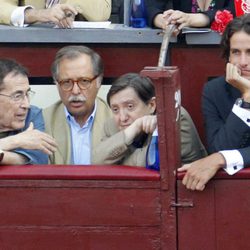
[
  {"x1": 127, "y1": 103, "x2": 135, "y2": 110},
  {"x1": 61, "y1": 79, "x2": 72, "y2": 85},
  {"x1": 12, "y1": 92, "x2": 23, "y2": 101},
  {"x1": 111, "y1": 106, "x2": 119, "y2": 114},
  {"x1": 231, "y1": 49, "x2": 240, "y2": 55},
  {"x1": 78, "y1": 78, "x2": 91, "y2": 86}
]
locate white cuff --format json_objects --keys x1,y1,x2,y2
[
  {"x1": 11, "y1": 6, "x2": 33, "y2": 27},
  {"x1": 219, "y1": 150, "x2": 244, "y2": 175},
  {"x1": 232, "y1": 104, "x2": 250, "y2": 127}
]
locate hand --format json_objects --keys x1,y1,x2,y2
[
  {"x1": 25, "y1": 4, "x2": 77, "y2": 28},
  {"x1": 162, "y1": 10, "x2": 190, "y2": 35},
  {"x1": 7, "y1": 122, "x2": 57, "y2": 155},
  {"x1": 133, "y1": 115, "x2": 157, "y2": 134},
  {"x1": 177, "y1": 153, "x2": 226, "y2": 191},
  {"x1": 124, "y1": 115, "x2": 157, "y2": 145},
  {"x1": 226, "y1": 63, "x2": 250, "y2": 100}
]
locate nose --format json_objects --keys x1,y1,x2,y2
[
  {"x1": 119, "y1": 109, "x2": 128, "y2": 122},
  {"x1": 239, "y1": 53, "x2": 248, "y2": 67},
  {"x1": 20, "y1": 95, "x2": 30, "y2": 109},
  {"x1": 71, "y1": 82, "x2": 81, "y2": 95}
]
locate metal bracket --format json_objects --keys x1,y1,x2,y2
[{"x1": 170, "y1": 200, "x2": 194, "y2": 208}]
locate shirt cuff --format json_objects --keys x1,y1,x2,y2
[
  {"x1": 11, "y1": 6, "x2": 33, "y2": 27},
  {"x1": 232, "y1": 104, "x2": 250, "y2": 127},
  {"x1": 219, "y1": 150, "x2": 244, "y2": 175}
]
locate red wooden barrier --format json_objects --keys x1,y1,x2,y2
[{"x1": 0, "y1": 66, "x2": 180, "y2": 250}]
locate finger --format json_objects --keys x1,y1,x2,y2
[
  {"x1": 41, "y1": 141, "x2": 57, "y2": 155},
  {"x1": 61, "y1": 4, "x2": 78, "y2": 16},
  {"x1": 190, "y1": 179, "x2": 199, "y2": 190},
  {"x1": 162, "y1": 9, "x2": 174, "y2": 18},
  {"x1": 27, "y1": 122, "x2": 34, "y2": 131},
  {"x1": 178, "y1": 164, "x2": 191, "y2": 172},
  {"x1": 196, "y1": 182, "x2": 206, "y2": 191},
  {"x1": 182, "y1": 173, "x2": 189, "y2": 186},
  {"x1": 59, "y1": 19, "x2": 70, "y2": 29}
]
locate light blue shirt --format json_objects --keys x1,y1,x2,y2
[{"x1": 64, "y1": 102, "x2": 97, "y2": 165}]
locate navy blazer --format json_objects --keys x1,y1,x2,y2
[
  {"x1": 145, "y1": 0, "x2": 235, "y2": 27},
  {"x1": 202, "y1": 76, "x2": 250, "y2": 165}
]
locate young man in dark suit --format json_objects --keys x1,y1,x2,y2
[{"x1": 178, "y1": 14, "x2": 250, "y2": 191}]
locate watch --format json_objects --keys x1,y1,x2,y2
[
  {"x1": 235, "y1": 98, "x2": 250, "y2": 109},
  {"x1": 0, "y1": 149, "x2": 4, "y2": 162}
]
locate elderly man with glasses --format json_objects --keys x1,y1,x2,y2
[
  {"x1": 43, "y1": 45, "x2": 112, "y2": 164},
  {"x1": 0, "y1": 58, "x2": 57, "y2": 165}
]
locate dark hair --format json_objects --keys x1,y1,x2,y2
[
  {"x1": 221, "y1": 14, "x2": 250, "y2": 60},
  {"x1": 51, "y1": 45, "x2": 104, "y2": 82},
  {"x1": 107, "y1": 73, "x2": 155, "y2": 106},
  {"x1": 0, "y1": 58, "x2": 28, "y2": 87}
]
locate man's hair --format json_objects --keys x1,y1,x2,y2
[
  {"x1": 51, "y1": 45, "x2": 104, "y2": 82},
  {"x1": 0, "y1": 58, "x2": 28, "y2": 87},
  {"x1": 107, "y1": 73, "x2": 155, "y2": 106},
  {"x1": 221, "y1": 14, "x2": 250, "y2": 60}
]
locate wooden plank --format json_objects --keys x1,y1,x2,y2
[
  {"x1": 177, "y1": 180, "x2": 216, "y2": 250},
  {"x1": 0, "y1": 226, "x2": 161, "y2": 250},
  {"x1": 0, "y1": 187, "x2": 160, "y2": 226}
]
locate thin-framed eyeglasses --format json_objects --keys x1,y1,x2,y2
[
  {"x1": 0, "y1": 89, "x2": 35, "y2": 102},
  {"x1": 58, "y1": 75, "x2": 100, "y2": 91}
]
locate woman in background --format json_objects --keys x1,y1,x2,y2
[{"x1": 145, "y1": 0, "x2": 235, "y2": 32}]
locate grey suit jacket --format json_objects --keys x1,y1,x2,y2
[
  {"x1": 43, "y1": 97, "x2": 112, "y2": 164},
  {"x1": 92, "y1": 107, "x2": 207, "y2": 167}
]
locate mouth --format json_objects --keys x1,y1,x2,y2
[
  {"x1": 16, "y1": 114, "x2": 27, "y2": 121},
  {"x1": 119, "y1": 124, "x2": 131, "y2": 129},
  {"x1": 241, "y1": 69, "x2": 250, "y2": 74},
  {"x1": 69, "y1": 100, "x2": 85, "y2": 108}
]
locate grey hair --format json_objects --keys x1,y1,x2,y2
[{"x1": 51, "y1": 45, "x2": 104, "y2": 83}]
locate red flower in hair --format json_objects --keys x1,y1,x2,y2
[{"x1": 211, "y1": 10, "x2": 233, "y2": 34}]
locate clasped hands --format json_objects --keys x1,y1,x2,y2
[{"x1": 25, "y1": 4, "x2": 78, "y2": 28}]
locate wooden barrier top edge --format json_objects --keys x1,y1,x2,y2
[{"x1": 0, "y1": 165, "x2": 160, "y2": 181}]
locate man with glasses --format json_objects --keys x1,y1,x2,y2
[
  {"x1": 0, "y1": 58, "x2": 57, "y2": 165},
  {"x1": 43, "y1": 45, "x2": 112, "y2": 164}
]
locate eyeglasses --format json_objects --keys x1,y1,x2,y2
[
  {"x1": 0, "y1": 89, "x2": 35, "y2": 102},
  {"x1": 58, "y1": 75, "x2": 99, "y2": 91}
]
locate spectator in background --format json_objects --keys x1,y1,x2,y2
[
  {"x1": 0, "y1": 58, "x2": 57, "y2": 165},
  {"x1": 145, "y1": 0, "x2": 235, "y2": 32},
  {"x1": 43, "y1": 45, "x2": 112, "y2": 164},
  {"x1": 92, "y1": 73, "x2": 207, "y2": 166},
  {"x1": 178, "y1": 14, "x2": 250, "y2": 191},
  {"x1": 0, "y1": 0, "x2": 111, "y2": 28}
]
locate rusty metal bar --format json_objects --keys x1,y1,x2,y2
[{"x1": 158, "y1": 24, "x2": 176, "y2": 67}]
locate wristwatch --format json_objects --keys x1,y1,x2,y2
[
  {"x1": 235, "y1": 98, "x2": 250, "y2": 109},
  {"x1": 0, "y1": 149, "x2": 4, "y2": 162}
]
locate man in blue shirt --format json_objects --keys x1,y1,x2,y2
[
  {"x1": 43, "y1": 45, "x2": 112, "y2": 164},
  {"x1": 0, "y1": 58, "x2": 57, "y2": 165}
]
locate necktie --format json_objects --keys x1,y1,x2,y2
[{"x1": 46, "y1": 0, "x2": 60, "y2": 8}]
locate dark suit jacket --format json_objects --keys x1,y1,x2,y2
[
  {"x1": 145, "y1": 0, "x2": 235, "y2": 27},
  {"x1": 202, "y1": 76, "x2": 250, "y2": 165}
]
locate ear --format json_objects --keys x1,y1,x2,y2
[
  {"x1": 148, "y1": 96, "x2": 156, "y2": 114},
  {"x1": 96, "y1": 76, "x2": 102, "y2": 89}
]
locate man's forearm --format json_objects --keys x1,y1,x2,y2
[{"x1": 0, "y1": 151, "x2": 28, "y2": 165}]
